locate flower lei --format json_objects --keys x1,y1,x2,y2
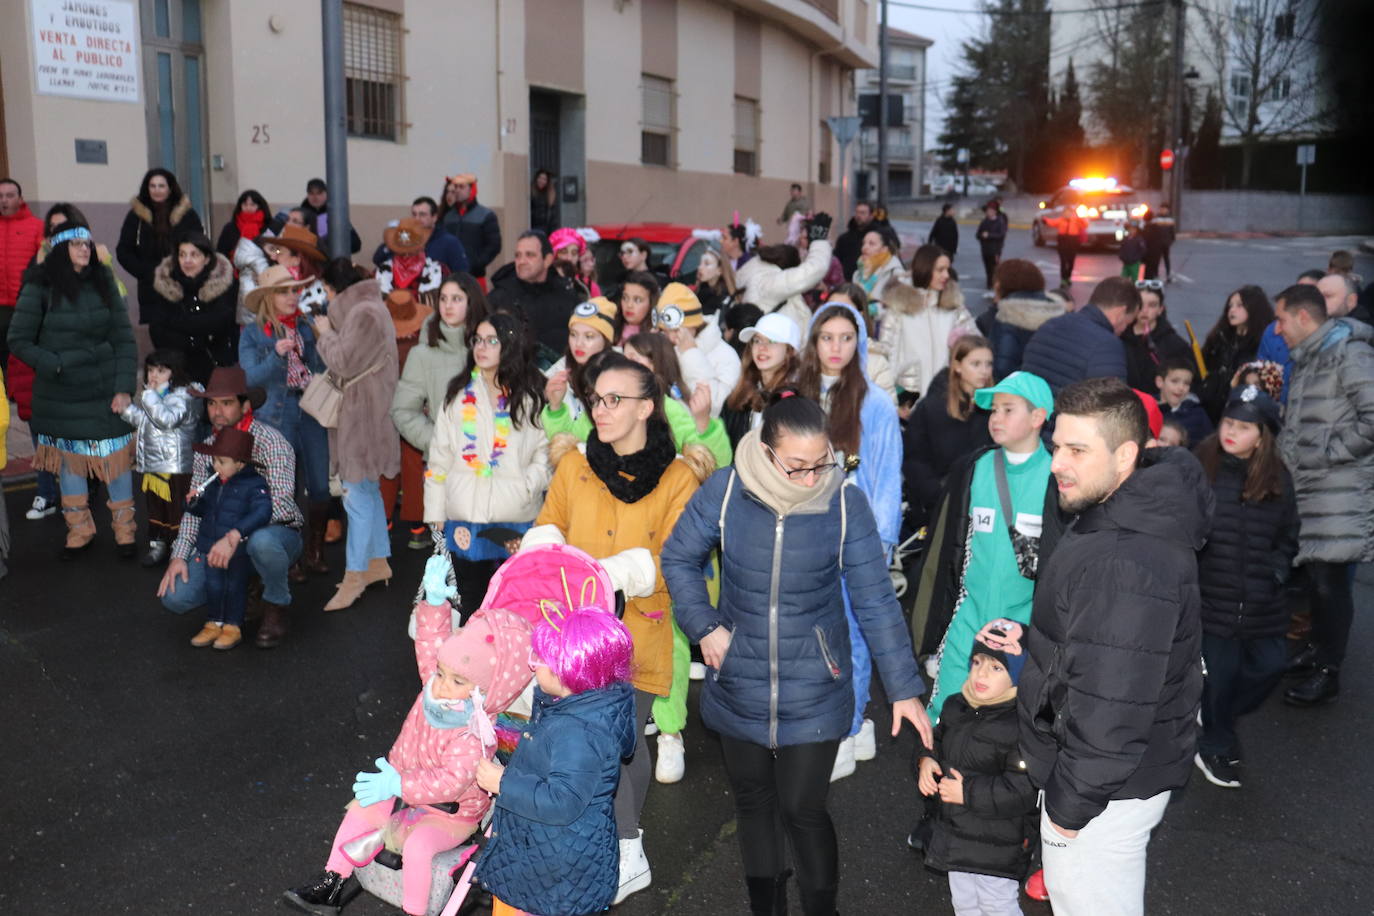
[{"x1": 461, "y1": 369, "x2": 510, "y2": 477}]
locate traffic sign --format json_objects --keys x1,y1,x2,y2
[
  {"x1": 1160, "y1": 148, "x2": 1175, "y2": 171},
  {"x1": 1296, "y1": 144, "x2": 1316, "y2": 165},
  {"x1": 826, "y1": 115, "x2": 862, "y2": 148}
]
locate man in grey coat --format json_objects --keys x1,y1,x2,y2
[{"x1": 1273, "y1": 283, "x2": 1374, "y2": 706}]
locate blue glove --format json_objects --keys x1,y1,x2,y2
[
  {"x1": 353, "y1": 757, "x2": 402, "y2": 807},
  {"x1": 422, "y1": 555, "x2": 457, "y2": 607}
]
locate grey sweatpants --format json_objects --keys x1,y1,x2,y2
[
  {"x1": 1040, "y1": 791, "x2": 1171, "y2": 916},
  {"x1": 948, "y1": 871, "x2": 1021, "y2": 915},
  {"x1": 613, "y1": 688, "x2": 655, "y2": 840}
]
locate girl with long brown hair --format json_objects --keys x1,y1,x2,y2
[
  {"x1": 796, "y1": 301, "x2": 903, "y2": 779},
  {"x1": 722, "y1": 312, "x2": 802, "y2": 448}
]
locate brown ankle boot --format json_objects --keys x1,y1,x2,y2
[
  {"x1": 108, "y1": 498, "x2": 138, "y2": 559},
  {"x1": 60, "y1": 493, "x2": 97, "y2": 559},
  {"x1": 303, "y1": 505, "x2": 331, "y2": 575},
  {"x1": 256, "y1": 601, "x2": 289, "y2": 648},
  {"x1": 324, "y1": 570, "x2": 368, "y2": 611}
]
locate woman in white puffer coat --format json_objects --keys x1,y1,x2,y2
[{"x1": 878, "y1": 244, "x2": 978, "y2": 397}]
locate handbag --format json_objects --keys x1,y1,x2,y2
[
  {"x1": 299, "y1": 361, "x2": 383, "y2": 428},
  {"x1": 993, "y1": 450, "x2": 1041, "y2": 581}
]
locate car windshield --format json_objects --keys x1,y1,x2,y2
[{"x1": 592, "y1": 239, "x2": 680, "y2": 285}]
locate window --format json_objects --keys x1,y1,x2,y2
[
  {"x1": 818, "y1": 121, "x2": 833, "y2": 185},
  {"x1": 1268, "y1": 75, "x2": 1292, "y2": 101},
  {"x1": 641, "y1": 74, "x2": 674, "y2": 167},
  {"x1": 1274, "y1": 11, "x2": 1296, "y2": 40},
  {"x1": 1230, "y1": 72, "x2": 1251, "y2": 99},
  {"x1": 344, "y1": 3, "x2": 405, "y2": 141},
  {"x1": 734, "y1": 96, "x2": 759, "y2": 175}
]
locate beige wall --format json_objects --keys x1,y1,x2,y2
[
  {"x1": 758, "y1": 21, "x2": 816, "y2": 183},
  {"x1": 678, "y1": 0, "x2": 737, "y2": 173}
]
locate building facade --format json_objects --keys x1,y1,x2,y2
[
  {"x1": 854, "y1": 25, "x2": 930, "y2": 199},
  {"x1": 2, "y1": 0, "x2": 878, "y2": 283}
]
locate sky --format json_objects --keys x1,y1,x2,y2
[{"x1": 885, "y1": 0, "x2": 990, "y2": 151}]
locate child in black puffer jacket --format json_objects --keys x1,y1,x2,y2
[
  {"x1": 919, "y1": 619, "x2": 1037, "y2": 915},
  {"x1": 1191, "y1": 386, "x2": 1298, "y2": 790}
]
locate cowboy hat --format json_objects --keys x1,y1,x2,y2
[
  {"x1": 261, "y1": 223, "x2": 326, "y2": 262},
  {"x1": 190, "y1": 366, "x2": 267, "y2": 409},
  {"x1": 386, "y1": 289, "x2": 428, "y2": 338},
  {"x1": 244, "y1": 264, "x2": 313, "y2": 317},
  {"x1": 383, "y1": 218, "x2": 431, "y2": 256},
  {"x1": 193, "y1": 426, "x2": 256, "y2": 463}
]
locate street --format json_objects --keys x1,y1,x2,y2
[{"x1": 4, "y1": 234, "x2": 1374, "y2": 916}]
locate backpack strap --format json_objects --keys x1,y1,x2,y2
[{"x1": 718, "y1": 469, "x2": 737, "y2": 554}]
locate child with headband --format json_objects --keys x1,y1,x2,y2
[{"x1": 475, "y1": 596, "x2": 637, "y2": 916}]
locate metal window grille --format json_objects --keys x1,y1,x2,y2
[
  {"x1": 344, "y1": 3, "x2": 406, "y2": 141},
  {"x1": 733, "y1": 96, "x2": 758, "y2": 175},
  {"x1": 642, "y1": 75, "x2": 674, "y2": 166}
]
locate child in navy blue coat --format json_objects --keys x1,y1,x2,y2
[
  {"x1": 474, "y1": 606, "x2": 637, "y2": 916},
  {"x1": 186, "y1": 427, "x2": 272, "y2": 651}
]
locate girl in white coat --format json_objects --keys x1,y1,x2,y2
[
  {"x1": 878, "y1": 244, "x2": 977, "y2": 398},
  {"x1": 423, "y1": 311, "x2": 551, "y2": 616},
  {"x1": 655, "y1": 282, "x2": 741, "y2": 417}
]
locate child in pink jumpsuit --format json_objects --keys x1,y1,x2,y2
[{"x1": 284, "y1": 557, "x2": 534, "y2": 916}]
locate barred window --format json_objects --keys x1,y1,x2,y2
[
  {"x1": 344, "y1": 3, "x2": 406, "y2": 142},
  {"x1": 733, "y1": 96, "x2": 759, "y2": 176},
  {"x1": 642, "y1": 75, "x2": 674, "y2": 167}
]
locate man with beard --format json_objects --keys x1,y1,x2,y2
[{"x1": 1017, "y1": 377, "x2": 1212, "y2": 916}]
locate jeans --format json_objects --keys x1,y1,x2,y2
[
  {"x1": 1040, "y1": 791, "x2": 1170, "y2": 916},
  {"x1": 203, "y1": 552, "x2": 254, "y2": 627},
  {"x1": 290, "y1": 408, "x2": 332, "y2": 507},
  {"x1": 160, "y1": 524, "x2": 303, "y2": 612},
  {"x1": 32, "y1": 432, "x2": 58, "y2": 503},
  {"x1": 719, "y1": 735, "x2": 841, "y2": 916},
  {"x1": 842, "y1": 582, "x2": 873, "y2": 737},
  {"x1": 613, "y1": 689, "x2": 655, "y2": 840},
  {"x1": 1308, "y1": 561, "x2": 1355, "y2": 667},
  {"x1": 1199, "y1": 632, "x2": 1286, "y2": 757},
  {"x1": 60, "y1": 463, "x2": 132, "y2": 502},
  {"x1": 340, "y1": 478, "x2": 389, "y2": 572}
]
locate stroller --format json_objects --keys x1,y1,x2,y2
[{"x1": 352, "y1": 539, "x2": 617, "y2": 916}]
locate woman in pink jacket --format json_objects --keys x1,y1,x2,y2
[{"x1": 284, "y1": 558, "x2": 534, "y2": 916}]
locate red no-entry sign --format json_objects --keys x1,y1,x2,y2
[{"x1": 1160, "y1": 148, "x2": 1175, "y2": 171}]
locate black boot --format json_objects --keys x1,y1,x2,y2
[
  {"x1": 798, "y1": 884, "x2": 837, "y2": 916},
  {"x1": 1285, "y1": 643, "x2": 1319, "y2": 678},
  {"x1": 746, "y1": 870, "x2": 792, "y2": 915},
  {"x1": 1284, "y1": 666, "x2": 1339, "y2": 706},
  {"x1": 282, "y1": 871, "x2": 361, "y2": 915}
]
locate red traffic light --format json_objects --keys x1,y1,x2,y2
[{"x1": 1160, "y1": 148, "x2": 1175, "y2": 171}]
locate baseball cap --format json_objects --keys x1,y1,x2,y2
[{"x1": 973, "y1": 371, "x2": 1054, "y2": 415}]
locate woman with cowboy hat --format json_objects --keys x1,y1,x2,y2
[
  {"x1": 9, "y1": 223, "x2": 141, "y2": 559},
  {"x1": 239, "y1": 262, "x2": 333, "y2": 579},
  {"x1": 259, "y1": 223, "x2": 329, "y2": 317}
]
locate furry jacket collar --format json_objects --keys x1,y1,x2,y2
[
  {"x1": 129, "y1": 194, "x2": 194, "y2": 227},
  {"x1": 151, "y1": 253, "x2": 234, "y2": 302},
  {"x1": 995, "y1": 291, "x2": 1066, "y2": 332},
  {"x1": 884, "y1": 279, "x2": 966, "y2": 316}
]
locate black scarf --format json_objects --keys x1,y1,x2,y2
[{"x1": 585, "y1": 419, "x2": 677, "y2": 504}]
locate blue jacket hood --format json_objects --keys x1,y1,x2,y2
[{"x1": 808, "y1": 298, "x2": 870, "y2": 375}]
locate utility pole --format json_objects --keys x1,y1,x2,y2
[
  {"x1": 877, "y1": 0, "x2": 889, "y2": 210},
  {"x1": 1168, "y1": 0, "x2": 1185, "y2": 227},
  {"x1": 321, "y1": 0, "x2": 352, "y2": 259}
]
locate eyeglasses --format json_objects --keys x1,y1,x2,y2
[
  {"x1": 590, "y1": 393, "x2": 650, "y2": 410},
  {"x1": 1135, "y1": 279, "x2": 1164, "y2": 291},
  {"x1": 469, "y1": 335, "x2": 502, "y2": 349},
  {"x1": 765, "y1": 444, "x2": 838, "y2": 481},
  {"x1": 619, "y1": 244, "x2": 639, "y2": 256}
]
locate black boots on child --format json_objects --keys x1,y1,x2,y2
[{"x1": 282, "y1": 870, "x2": 361, "y2": 915}]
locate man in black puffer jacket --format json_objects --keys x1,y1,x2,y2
[{"x1": 1019, "y1": 378, "x2": 1212, "y2": 916}]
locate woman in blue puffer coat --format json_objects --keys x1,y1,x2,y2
[{"x1": 663, "y1": 395, "x2": 930, "y2": 916}]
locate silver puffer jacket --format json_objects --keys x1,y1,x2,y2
[{"x1": 119, "y1": 385, "x2": 204, "y2": 474}]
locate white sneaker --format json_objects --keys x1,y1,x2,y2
[
  {"x1": 830, "y1": 736, "x2": 856, "y2": 782},
  {"x1": 689, "y1": 661, "x2": 707, "y2": 681},
  {"x1": 854, "y1": 719, "x2": 876, "y2": 761},
  {"x1": 644, "y1": 716, "x2": 659, "y2": 737},
  {"x1": 614, "y1": 828, "x2": 652, "y2": 903},
  {"x1": 655, "y1": 732, "x2": 685, "y2": 783},
  {"x1": 26, "y1": 496, "x2": 57, "y2": 520}
]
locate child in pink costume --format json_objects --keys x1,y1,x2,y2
[{"x1": 284, "y1": 557, "x2": 534, "y2": 916}]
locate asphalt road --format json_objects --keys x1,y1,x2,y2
[
  {"x1": 4, "y1": 235, "x2": 1374, "y2": 916},
  {"x1": 890, "y1": 219, "x2": 1374, "y2": 342}
]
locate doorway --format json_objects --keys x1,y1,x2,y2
[
  {"x1": 529, "y1": 89, "x2": 586, "y2": 230},
  {"x1": 140, "y1": 0, "x2": 210, "y2": 219}
]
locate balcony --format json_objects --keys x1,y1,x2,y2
[
  {"x1": 801, "y1": 0, "x2": 839, "y2": 21},
  {"x1": 887, "y1": 64, "x2": 918, "y2": 82},
  {"x1": 863, "y1": 143, "x2": 918, "y2": 161}
]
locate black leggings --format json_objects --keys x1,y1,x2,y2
[
  {"x1": 1310, "y1": 561, "x2": 1356, "y2": 667},
  {"x1": 720, "y1": 735, "x2": 841, "y2": 915}
]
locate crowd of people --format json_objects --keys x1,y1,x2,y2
[{"x1": 2, "y1": 166, "x2": 1372, "y2": 916}]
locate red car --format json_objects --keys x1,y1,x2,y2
[{"x1": 587, "y1": 222, "x2": 719, "y2": 287}]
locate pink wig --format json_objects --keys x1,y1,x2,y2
[{"x1": 530, "y1": 608, "x2": 634, "y2": 695}]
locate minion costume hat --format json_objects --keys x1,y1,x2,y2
[
  {"x1": 656, "y1": 283, "x2": 705, "y2": 331},
  {"x1": 569, "y1": 297, "x2": 618, "y2": 346}
]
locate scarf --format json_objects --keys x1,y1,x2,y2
[
  {"x1": 961, "y1": 680, "x2": 1017, "y2": 710},
  {"x1": 859, "y1": 248, "x2": 892, "y2": 278},
  {"x1": 268, "y1": 313, "x2": 312, "y2": 390},
  {"x1": 733, "y1": 427, "x2": 840, "y2": 517},
  {"x1": 585, "y1": 419, "x2": 677, "y2": 504},
  {"x1": 421, "y1": 678, "x2": 474, "y2": 730},
  {"x1": 235, "y1": 209, "x2": 266, "y2": 243},
  {"x1": 236, "y1": 406, "x2": 254, "y2": 432},
  {"x1": 391, "y1": 253, "x2": 427, "y2": 291}
]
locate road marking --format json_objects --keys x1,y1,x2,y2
[{"x1": 1171, "y1": 273, "x2": 1194, "y2": 284}]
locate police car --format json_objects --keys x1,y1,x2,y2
[{"x1": 1031, "y1": 178, "x2": 1151, "y2": 249}]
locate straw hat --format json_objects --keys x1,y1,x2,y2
[
  {"x1": 383, "y1": 218, "x2": 431, "y2": 256},
  {"x1": 262, "y1": 223, "x2": 326, "y2": 262},
  {"x1": 245, "y1": 264, "x2": 312, "y2": 316}
]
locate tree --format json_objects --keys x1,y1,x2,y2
[
  {"x1": 1047, "y1": 60, "x2": 1086, "y2": 151},
  {"x1": 936, "y1": 0, "x2": 1052, "y2": 190},
  {"x1": 1083, "y1": 0, "x2": 1174, "y2": 185},
  {"x1": 1190, "y1": 88, "x2": 1224, "y2": 189},
  {"x1": 1195, "y1": 0, "x2": 1333, "y2": 187}
]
